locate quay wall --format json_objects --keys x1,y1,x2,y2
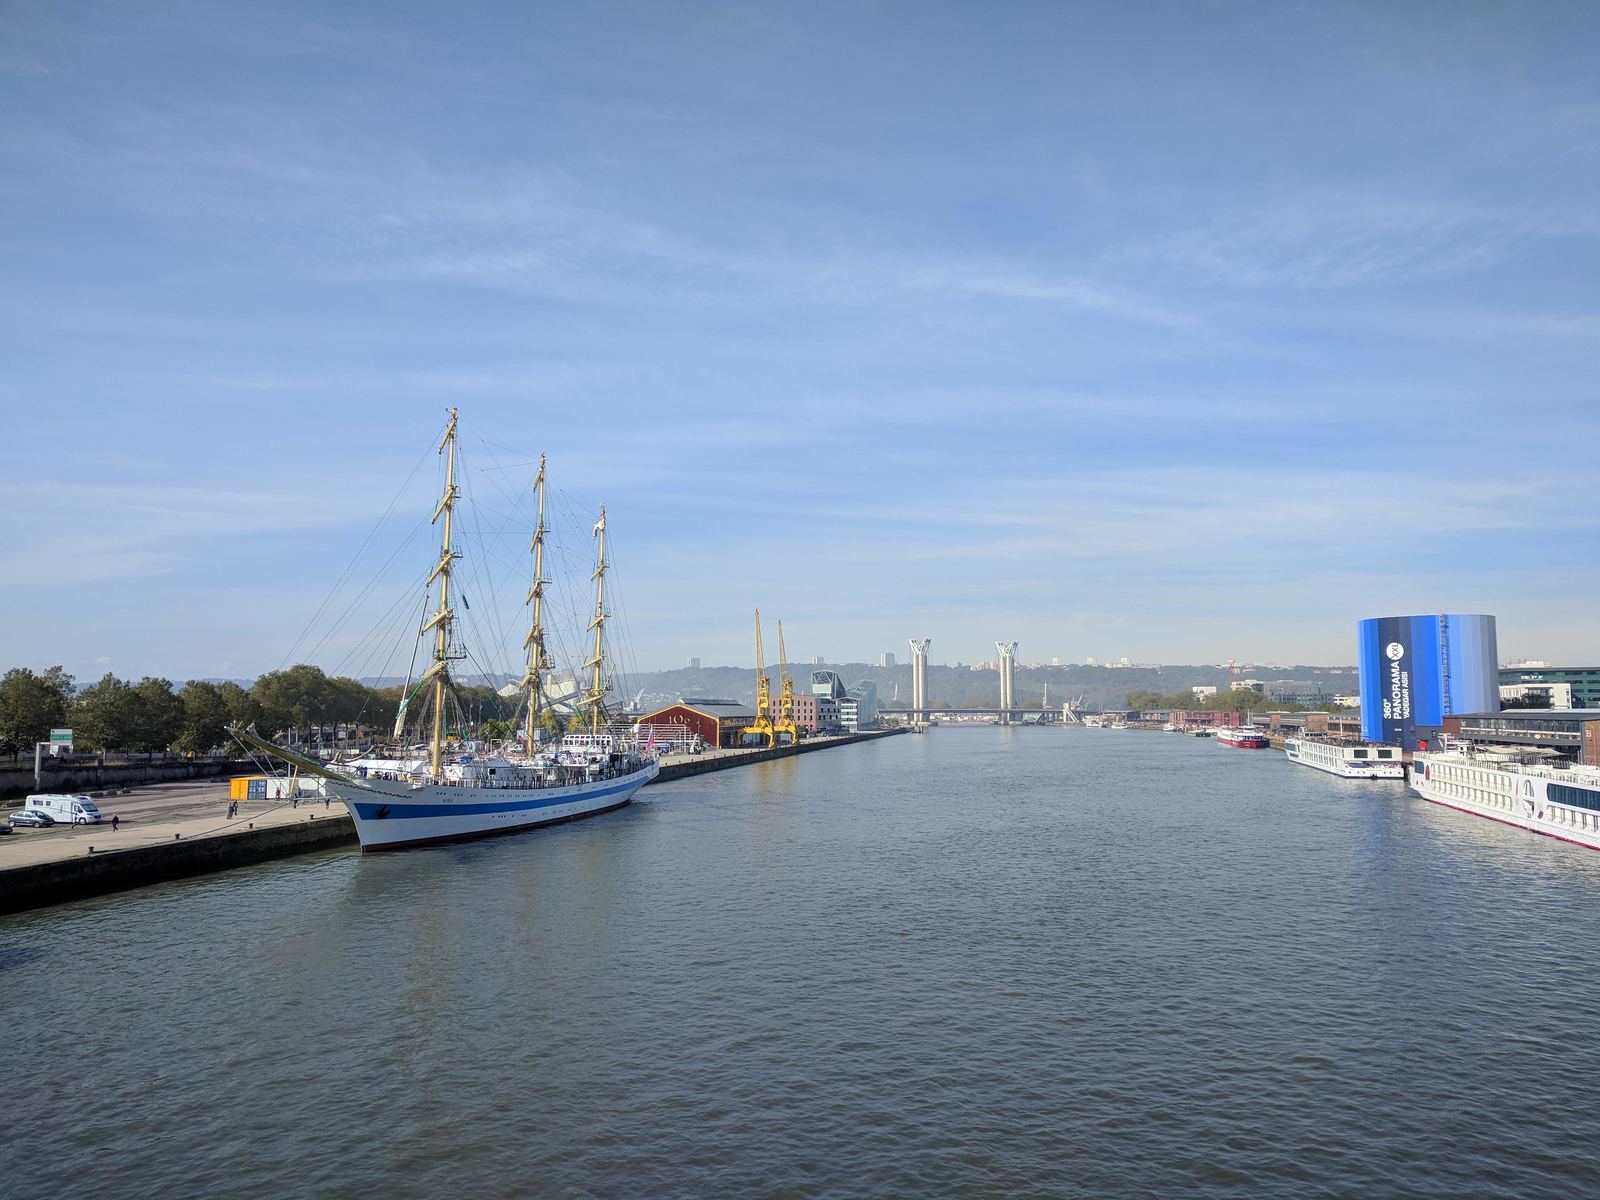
[
  {"x1": 0, "y1": 759, "x2": 256, "y2": 802},
  {"x1": 655, "y1": 728, "x2": 902, "y2": 783},
  {"x1": 0, "y1": 815, "x2": 357, "y2": 915},
  {"x1": 0, "y1": 729, "x2": 906, "y2": 914}
]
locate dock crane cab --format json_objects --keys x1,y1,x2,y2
[
  {"x1": 744, "y1": 608, "x2": 777, "y2": 749},
  {"x1": 773, "y1": 620, "x2": 799, "y2": 746}
]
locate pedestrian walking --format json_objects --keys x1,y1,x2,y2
[{"x1": 111, "y1": 815, "x2": 119, "y2": 831}]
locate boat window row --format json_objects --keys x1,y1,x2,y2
[{"x1": 1548, "y1": 784, "x2": 1600, "y2": 813}]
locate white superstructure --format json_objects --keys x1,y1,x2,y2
[
  {"x1": 1285, "y1": 738, "x2": 1404, "y2": 779},
  {"x1": 1410, "y1": 747, "x2": 1600, "y2": 852}
]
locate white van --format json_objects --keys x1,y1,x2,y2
[{"x1": 24, "y1": 794, "x2": 104, "y2": 825}]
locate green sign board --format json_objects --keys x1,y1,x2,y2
[{"x1": 50, "y1": 728, "x2": 72, "y2": 745}]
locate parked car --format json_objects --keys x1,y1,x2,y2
[{"x1": 9, "y1": 810, "x2": 56, "y2": 828}]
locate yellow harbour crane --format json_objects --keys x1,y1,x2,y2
[
  {"x1": 747, "y1": 608, "x2": 776, "y2": 748},
  {"x1": 774, "y1": 619, "x2": 798, "y2": 746}
]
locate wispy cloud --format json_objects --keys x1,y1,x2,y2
[{"x1": 1119, "y1": 193, "x2": 1590, "y2": 288}]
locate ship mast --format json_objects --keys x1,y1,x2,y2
[
  {"x1": 583, "y1": 505, "x2": 609, "y2": 735},
  {"x1": 521, "y1": 455, "x2": 549, "y2": 750},
  {"x1": 420, "y1": 408, "x2": 460, "y2": 778}
]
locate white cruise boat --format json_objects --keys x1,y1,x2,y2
[
  {"x1": 235, "y1": 411, "x2": 658, "y2": 851},
  {"x1": 1410, "y1": 746, "x2": 1600, "y2": 852},
  {"x1": 1284, "y1": 738, "x2": 1404, "y2": 779}
]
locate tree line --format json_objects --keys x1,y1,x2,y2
[{"x1": 0, "y1": 664, "x2": 519, "y2": 758}]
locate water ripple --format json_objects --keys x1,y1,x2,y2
[{"x1": 6, "y1": 729, "x2": 1600, "y2": 1197}]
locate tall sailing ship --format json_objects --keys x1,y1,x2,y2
[{"x1": 236, "y1": 410, "x2": 658, "y2": 850}]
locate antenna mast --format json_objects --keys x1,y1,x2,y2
[
  {"x1": 583, "y1": 506, "x2": 609, "y2": 735},
  {"x1": 421, "y1": 408, "x2": 461, "y2": 779},
  {"x1": 521, "y1": 454, "x2": 549, "y2": 749}
]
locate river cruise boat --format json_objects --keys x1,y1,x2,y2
[
  {"x1": 1217, "y1": 725, "x2": 1270, "y2": 749},
  {"x1": 1284, "y1": 738, "x2": 1404, "y2": 779},
  {"x1": 1410, "y1": 746, "x2": 1600, "y2": 852}
]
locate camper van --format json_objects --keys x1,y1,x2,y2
[{"x1": 24, "y1": 794, "x2": 104, "y2": 825}]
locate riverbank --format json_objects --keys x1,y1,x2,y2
[{"x1": 0, "y1": 729, "x2": 905, "y2": 914}]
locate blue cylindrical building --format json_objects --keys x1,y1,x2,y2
[{"x1": 1357, "y1": 614, "x2": 1499, "y2": 748}]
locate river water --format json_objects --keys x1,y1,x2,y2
[{"x1": 7, "y1": 727, "x2": 1600, "y2": 1198}]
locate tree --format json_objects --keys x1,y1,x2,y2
[
  {"x1": 128, "y1": 677, "x2": 183, "y2": 752},
  {"x1": 0, "y1": 665, "x2": 74, "y2": 759},
  {"x1": 175, "y1": 681, "x2": 233, "y2": 755},
  {"x1": 1507, "y1": 690, "x2": 1554, "y2": 709},
  {"x1": 538, "y1": 706, "x2": 564, "y2": 739},
  {"x1": 218, "y1": 680, "x2": 259, "y2": 731},
  {"x1": 481, "y1": 717, "x2": 512, "y2": 742},
  {"x1": 74, "y1": 674, "x2": 137, "y2": 751},
  {"x1": 251, "y1": 664, "x2": 336, "y2": 741}
]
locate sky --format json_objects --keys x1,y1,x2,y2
[{"x1": 2, "y1": 0, "x2": 1598, "y2": 683}]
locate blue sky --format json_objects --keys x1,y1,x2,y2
[{"x1": 2, "y1": 1, "x2": 1598, "y2": 682}]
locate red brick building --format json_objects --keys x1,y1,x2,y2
[{"x1": 636, "y1": 698, "x2": 755, "y2": 748}]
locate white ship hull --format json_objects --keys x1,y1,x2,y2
[
  {"x1": 1411, "y1": 755, "x2": 1600, "y2": 852},
  {"x1": 326, "y1": 759, "x2": 659, "y2": 851},
  {"x1": 1285, "y1": 738, "x2": 1405, "y2": 780}
]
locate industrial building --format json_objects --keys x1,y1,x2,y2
[
  {"x1": 1358, "y1": 614, "x2": 1499, "y2": 749},
  {"x1": 635, "y1": 698, "x2": 754, "y2": 748},
  {"x1": 1498, "y1": 664, "x2": 1600, "y2": 709}
]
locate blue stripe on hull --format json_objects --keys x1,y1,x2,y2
[
  {"x1": 339, "y1": 763, "x2": 659, "y2": 852},
  {"x1": 360, "y1": 794, "x2": 637, "y2": 851}
]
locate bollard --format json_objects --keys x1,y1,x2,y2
[
  {"x1": 249, "y1": 823, "x2": 253, "y2": 829},
  {"x1": 174, "y1": 833, "x2": 180, "y2": 840}
]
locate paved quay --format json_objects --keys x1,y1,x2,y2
[
  {"x1": 0, "y1": 778, "x2": 350, "y2": 872},
  {"x1": 0, "y1": 729, "x2": 904, "y2": 913}
]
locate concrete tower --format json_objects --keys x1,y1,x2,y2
[
  {"x1": 996, "y1": 641, "x2": 1018, "y2": 725},
  {"x1": 909, "y1": 638, "x2": 932, "y2": 726}
]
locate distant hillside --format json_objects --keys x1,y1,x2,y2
[{"x1": 614, "y1": 663, "x2": 1357, "y2": 712}]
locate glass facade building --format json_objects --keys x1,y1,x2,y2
[{"x1": 1498, "y1": 666, "x2": 1600, "y2": 709}]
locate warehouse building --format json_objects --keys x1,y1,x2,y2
[{"x1": 635, "y1": 698, "x2": 754, "y2": 748}]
